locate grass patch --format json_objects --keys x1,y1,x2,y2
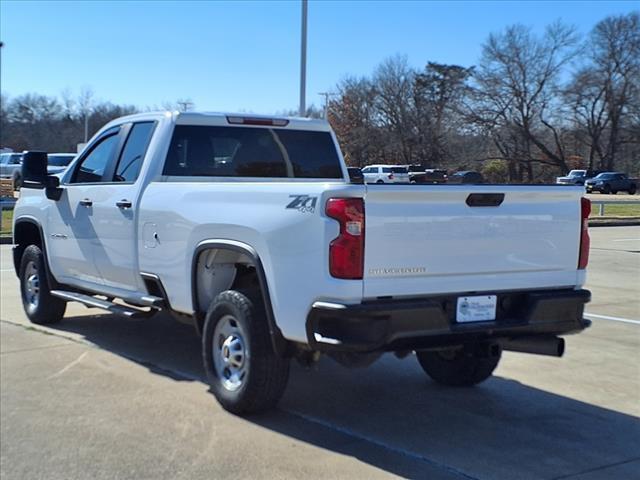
[
  {"x1": 1, "y1": 209, "x2": 13, "y2": 236},
  {"x1": 590, "y1": 203, "x2": 640, "y2": 217}
]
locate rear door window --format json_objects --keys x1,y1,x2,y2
[
  {"x1": 114, "y1": 122, "x2": 156, "y2": 183},
  {"x1": 163, "y1": 125, "x2": 343, "y2": 179}
]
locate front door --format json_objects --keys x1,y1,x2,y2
[{"x1": 47, "y1": 128, "x2": 122, "y2": 288}]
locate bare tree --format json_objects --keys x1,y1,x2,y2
[
  {"x1": 372, "y1": 55, "x2": 417, "y2": 164},
  {"x1": 328, "y1": 76, "x2": 379, "y2": 167},
  {"x1": 570, "y1": 12, "x2": 640, "y2": 171},
  {"x1": 468, "y1": 22, "x2": 580, "y2": 180}
]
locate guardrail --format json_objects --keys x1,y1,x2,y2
[{"x1": 590, "y1": 200, "x2": 640, "y2": 216}]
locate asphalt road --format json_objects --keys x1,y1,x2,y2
[{"x1": 1, "y1": 227, "x2": 639, "y2": 480}]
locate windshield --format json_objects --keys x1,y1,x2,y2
[
  {"x1": 594, "y1": 173, "x2": 615, "y2": 180},
  {"x1": 48, "y1": 154, "x2": 75, "y2": 167},
  {"x1": 0, "y1": 154, "x2": 21, "y2": 164}
]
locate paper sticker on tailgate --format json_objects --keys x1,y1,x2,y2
[{"x1": 456, "y1": 295, "x2": 497, "y2": 322}]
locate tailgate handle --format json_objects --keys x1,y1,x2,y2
[{"x1": 466, "y1": 193, "x2": 504, "y2": 207}]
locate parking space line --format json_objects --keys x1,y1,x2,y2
[{"x1": 585, "y1": 312, "x2": 640, "y2": 325}]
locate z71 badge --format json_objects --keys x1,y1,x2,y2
[{"x1": 286, "y1": 195, "x2": 318, "y2": 213}]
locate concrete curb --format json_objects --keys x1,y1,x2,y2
[{"x1": 589, "y1": 219, "x2": 640, "y2": 227}]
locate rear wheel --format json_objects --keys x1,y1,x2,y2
[
  {"x1": 19, "y1": 245, "x2": 66, "y2": 324},
  {"x1": 202, "y1": 290, "x2": 290, "y2": 414},
  {"x1": 376, "y1": 179, "x2": 384, "y2": 184},
  {"x1": 416, "y1": 343, "x2": 501, "y2": 386}
]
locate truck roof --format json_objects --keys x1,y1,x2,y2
[{"x1": 103, "y1": 111, "x2": 332, "y2": 132}]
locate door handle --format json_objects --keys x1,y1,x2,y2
[
  {"x1": 79, "y1": 198, "x2": 93, "y2": 207},
  {"x1": 116, "y1": 199, "x2": 132, "y2": 209}
]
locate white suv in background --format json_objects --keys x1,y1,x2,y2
[{"x1": 361, "y1": 165, "x2": 410, "y2": 183}]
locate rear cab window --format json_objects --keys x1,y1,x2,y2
[{"x1": 163, "y1": 125, "x2": 343, "y2": 179}]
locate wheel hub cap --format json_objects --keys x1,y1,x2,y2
[
  {"x1": 24, "y1": 261, "x2": 40, "y2": 310},
  {"x1": 213, "y1": 315, "x2": 248, "y2": 392}
]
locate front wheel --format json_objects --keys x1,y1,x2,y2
[
  {"x1": 603, "y1": 184, "x2": 612, "y2": 194},
  {"x1": 19, "y1": 245, "x2": 66, "y2": 324},
  {"x1": 416, "y1": 343, "x2": 501, "y2": 386},
  {"x1": 202, "y1": 290, "x2": 290, "y2": 414},
  {"x1": 629, "y1": 185, "x2": 637, "y2": 195}
]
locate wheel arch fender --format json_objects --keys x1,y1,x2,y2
[
  {"x1": 12, "y1": 216, "x2": 61, "y2": 288},
  {"x1": 191, "y1": 239, "x2": 288, "y2": 356}
]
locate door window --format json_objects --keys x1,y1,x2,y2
[
  {"x1": 71, "y1": 133, "x2": 119, "y2": 184},
  {"x1": 113, "y1": 122, "x2": 156, "y2": 183}
]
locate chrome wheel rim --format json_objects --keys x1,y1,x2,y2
[
  {"x1": 24, "y1": 261, "x2": 40, "y2": 311},
  {"x1": 213, "y1": 314, "x2": 248, "y2": 392}
]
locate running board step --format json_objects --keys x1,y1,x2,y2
[
  {"x1": 128, "y1": 295, "x2": 165, "y2": 308},
  {"x1": 50, "y1": 290, "x2": 155, "y2": 319}
]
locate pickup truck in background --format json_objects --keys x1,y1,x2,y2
[
  {"x1": 585, "y1": 172, "x2": 637, "y2": 195},
  {"x1": 13, "y1": 111, "x2": 592, "y2": 414},
  {"x1": 556, "y1": 169, "x2": 591, "y2": 186},
  {"x1": 0, "y1": 152, "x2": 23, "y2": 189}
]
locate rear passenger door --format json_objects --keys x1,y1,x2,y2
[{"x1": 90, "y1": 121, "x2": 156, "y2": 292}]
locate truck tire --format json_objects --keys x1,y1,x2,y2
[
  {"x1": 202, "y1": 290, "x2": 290, "y2": 414},
  {"x1": 416, "y1": 344, "x2": 501, "y2": 387},
  {"x1": 19, "y1": 245, "x2": 66, "y2": 324}
]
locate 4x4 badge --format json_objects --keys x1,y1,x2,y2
[{"x1": 286, "y1": 195, "x2": 318, "y2": 213}]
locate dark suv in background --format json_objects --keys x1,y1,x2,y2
[
  {"x1": 448, "y1": 170, "x2": 484, "y2": 184},
  {"x1": 585, "y1": 172, "x2": 637, "y2": 194}
]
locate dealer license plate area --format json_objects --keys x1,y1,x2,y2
[{"x1": 456, "y1": 295, "x2": 497, "y2": 323}]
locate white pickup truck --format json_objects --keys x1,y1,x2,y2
[{"x1": 13, "y1": 111, "x2": 592, "y2": 414}]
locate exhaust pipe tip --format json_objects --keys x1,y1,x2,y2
[{"x1": 502, "y1": 336, "x2": 565, "y2": 358}]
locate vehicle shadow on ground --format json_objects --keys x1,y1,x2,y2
[{"x1": 50, "y1": 311, "x2": 640, "y2": 480}]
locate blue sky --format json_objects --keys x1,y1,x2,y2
[{"x1": 1, "y1": 0, "x2": 636, "y2": 114}]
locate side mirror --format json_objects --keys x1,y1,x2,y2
[
  {"x1": 21, "y1": 151, "x2": 48, "y2": 189},
  {"x1": 348, "y1": 168, "x2": 364, "y2": 184},
  {"x1": 21, "y1": 151, "x2": 63, "y2": 200}
]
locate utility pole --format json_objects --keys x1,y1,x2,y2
[
  {"x1": 299, "y1": 0, "x2": 308, "y2": 117},
  {"x1": 318, "y1": 92, "x2": 335, "y2": 119},
  {"x1": 177, "y1": 100, "x2": 194, "y2": 112}
]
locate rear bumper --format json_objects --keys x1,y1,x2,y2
[{"x1": 306, "y1": 288, "x2": 591, "y2": 352}]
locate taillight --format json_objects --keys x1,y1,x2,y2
[
  {"x1": 326, "y1": 198, "x2": 365, "y2": 279},
  {"x1": 578, "y1": 197, "x2": 591, "y2": 269}
]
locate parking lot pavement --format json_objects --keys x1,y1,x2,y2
[{"x1": 1, "y1": 228, "x2": 639, "y2": 480}]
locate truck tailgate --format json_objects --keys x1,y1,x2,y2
[{"x1": 363, "y1": 185, "x2": 583, "y2": 298}]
